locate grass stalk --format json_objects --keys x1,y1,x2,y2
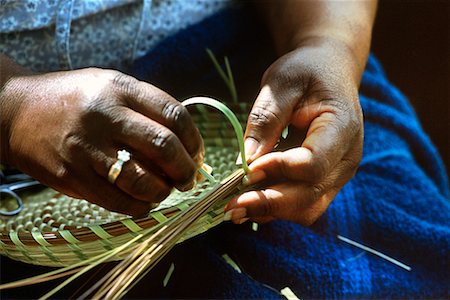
[
  {"x1": 206, "y1": 48, "x2": 238, "y2": 103},
  {"x1": 89, "y1": 169, "x2": 245, "y2": 299},
  {"x1": 40, "y1": 234, "x2": 144, "y2": 300},
  {"x1": 182, "y1": 97, "x2": 249, "y2": 173}
]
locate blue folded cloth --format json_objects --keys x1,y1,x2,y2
[{"x1": 128, "y1": 5, "x2": 450, "y2": 299}]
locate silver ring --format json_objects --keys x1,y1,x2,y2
[{"x1": 108, "y1": 150, "x2": 131, "y2": 184}]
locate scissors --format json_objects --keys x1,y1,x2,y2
[{"x1": 0, "y1": 171, "x2": 42, "y2": 216}]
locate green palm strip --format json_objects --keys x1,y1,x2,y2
[
  {"x1": 182, "y1": 97, "x2": 249, "y2": 173},
  {"x1": 89, "y1": 225, "x2": 113, "y2": 239},
  {"x1": 121, "y1": 219, "x2": 143, "y2": 233}
]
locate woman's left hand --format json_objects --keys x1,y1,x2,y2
[{"x1": 225, "y1": 38, "x2": 364, "y2": 225}]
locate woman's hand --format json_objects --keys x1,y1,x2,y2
[
  {"x1": 224, "y1": 0, "x2": 377, "y2": 225},
  {"x1": 225, "y1": 38, "x2": 364, "y2": 225},
  {"x1": 0, "y1": 68, "x2": 203, "y2": 216}
]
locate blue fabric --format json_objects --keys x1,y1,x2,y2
[{"x1": 128, "y1": 6, "x2": 450, "y2": 299}]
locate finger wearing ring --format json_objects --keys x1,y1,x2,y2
[{"x1": 108, "y1": 150, "x2": 131, "y2": 183}]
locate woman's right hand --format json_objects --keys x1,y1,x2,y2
[{"x1": 0, "y1": 68, "x2": 204, "y2": 216}]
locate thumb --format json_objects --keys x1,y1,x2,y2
[{"x1": 244, "y1": 85, "x2": 294, "y2": 161}]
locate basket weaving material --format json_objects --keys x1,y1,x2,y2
[{"x1": 0, "y1": 102, "x2": 250, "y2": 267}]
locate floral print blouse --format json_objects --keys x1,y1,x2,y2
[{"x1": 0, "y1": 0, "x2": 231, "y2": 72}]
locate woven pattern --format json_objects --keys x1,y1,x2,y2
[{"x1": 0, "y1": 103, "x2": 250, "y2": 266}]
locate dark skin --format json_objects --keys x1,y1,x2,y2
[
  {"x1": 0, "y1": 65, "x2": 204, "y2": 216},
  {"x1": 225, "y1": 0, "x2": 377, "y2": 224},
  {"x1": 1, "y1": 1, "x2": 377, "y2": 222}
]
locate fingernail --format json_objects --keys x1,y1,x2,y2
[
  {"x1": 235, "y1": 153, "x2": 243, "y2": 165},
  {"x1": 223, "y1": 207, "x2": 247, "y2": 222},
  {"x1": 242, "y1": 170, "x2": 266, "y2": 186},
  {"x1": 244, "y1": 138, "x2": 259, "y2": 161},
  {"x1": 237, "y1": 217, "x2": 250, "y2": 225},
  {"x1": 202, "y1": 163, "x2": 213, "y2": 174},
  {"x1": 223, "y1": 210, "x2": 233, "y2": 221},
  {"x1": 179, "y1": 178, "x2": 196, "y2": 191}
]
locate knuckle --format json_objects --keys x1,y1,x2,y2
[
  {"x1": 326, "y1": 97, "x2": 349, "y2": 112},
  {"x1": 146, "y1": 127, "x2": 197, "y2": 185},
  {"x1": 161, "y1": 102, "x2": 202, "y2": 157},
  {"x1": 112, "y1": 72, "x2": 139, "y2": 97},
  {"x1": 162, "y1": 101, "x2": 203, "y2": 157},
  {"x1": 81, "y1": 97, "x2": 110, "y2": 122},
  {"x1": 54, "y1": 165, "x2": 71, "y2": 181},
  {"x1": 106, "y1": 108, "x2": 136, "y2": 133},
  {"x1": 248, "y1": 106, "x2": 283, "y2": 131},
  {"x1": 150, "y1": 129, "x2": 177, "y2": 160},
  {"x1": 328, "y1": 98, "x2": 362, "y2": 134},
  {"x1": 308, "y1": 156, "x2": 329, "y2": 182},
  {"x1": 262, "y1": 57, "x2": 296, "y2": 89},
  {"x1": 311, "y1": 183, "x2": 326, "y2": 201},
  {"x1": 64, "y1": 134, "x2": 99, "y2": 161},
  {"x1": 64, "y1": 134, "x2": 84, "y2": 154},
  {"x1": 259, "y1": 190, "x2": 275, "y2": 216},
  {"x1": 162, "y1": 101, "x2": 191, "y2": 130}
]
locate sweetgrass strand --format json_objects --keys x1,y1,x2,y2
[
  {"x1": 223, "y1": 56, "x2": 238, "y2": 104},
  {"x1": 92, "y1": 169, "x2": 244, "y2": 299},
  {"x1": 198, "y1": 167, "x2": 216, "y2": 183},
  {"x1": 0, "y1": 239, "x2": 133, "y2": 290},
  {"x1": 206, "y1": 49, "x2": 290, "y2": 144},
  {"x1": 92, "y1": 200, "x2": 209, "y2": 298},
  {"x1": 182, "y1": 97, "x2": 249, "y2": 173},
  {"x1": 40, "y1": 234, "x2": 145, "y2": 300},
  {"x1": 206, "y1": 49, "x2": 227, "y2": 84},
  {"x1": 0, "y1": 268, "x2": 82, "y2": 290},
  {"x1": 0, "y1": 215, "x2": 171, "y2": 291},
  {"x1": 44, "y1": 215, "x2": 176, "y2": 299},
  {"x1": 77, "y1": 234, "x2": 164, "y2": 299},
  {"x1": 206, "y1": 48, "x2": 238, "y2": 103}
]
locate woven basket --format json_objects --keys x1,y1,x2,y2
[{"x1": 0, "y1": 102, "x2": 250, "y2": 267}]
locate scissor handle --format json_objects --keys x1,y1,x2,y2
[
  {"x1": 0, "y1": 189, "x2": 24, "y2": 216},
  {"x1": 8, "y1": 180, "x2": 41, "y2": 190}
]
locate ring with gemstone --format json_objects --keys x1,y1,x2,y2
[{"x1": 108, "y1": 150, "x2": 131, "y2": 184}]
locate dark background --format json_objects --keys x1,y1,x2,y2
[{"x1": 371, "y1": 0, "x2": 449, "y2": 175}]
